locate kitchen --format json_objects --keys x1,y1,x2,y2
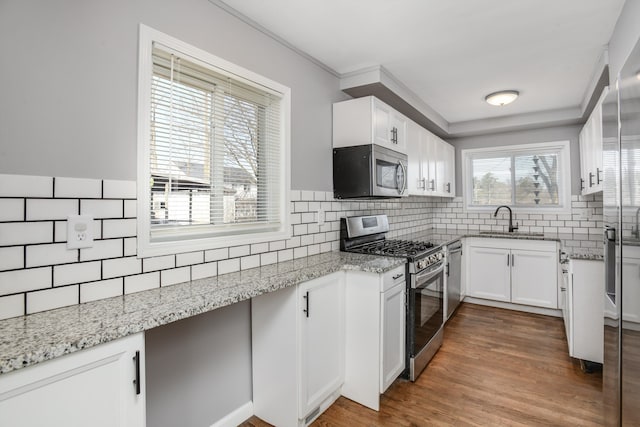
[{"x1": 0, "y1": 0, "x2": 638, "y2": 426}]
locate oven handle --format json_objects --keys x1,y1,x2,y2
[{"x1": 412, "y1": 260, "x2": 445, "y2": 289}]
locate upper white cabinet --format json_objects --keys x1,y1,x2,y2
[
  {"x1": 407, "y1": 120, "x2": 455, "y2": 197},
  {"x1": 579, "y1": 87, "x2": 608, "y2": 195},
  {"x1": 0, "y1": 333, "x2": 145, "y2": 427},
  {"x1": 252, "y1": 272, "x2": 345, "y2": 427},
  {"x1": 465, "y1": 238, "x2": 558, "y2": 309},
  {"x1": 334, "y1": 96, "x2": 408, "y2": 154}
]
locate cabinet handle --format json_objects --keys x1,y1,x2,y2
[
  {"x1": 589, "y1": 172, "x2": 594, "y2": 187},
  {"x1": 597, "y1": 168, "x2": 602, "y2": 185},
  {"x1": 560, "y1": 287, "x2": 567, "y2": 291},
  {"x1": 511, "y1": 254, "x2": 514, "y2": 266},
  {"x1": 446, "y1": 262, "x2": 450, "y2": 277},
  {"x1": 446, "y1": 183, "x2": 451, "y2": 193},
  {"x1": 390, "y1": 127, "x2": 398, "y2": 144},
  {"x1": 133, "y1": 350, "x2": 141, "y2": 395},
  {"x1": 392, "y1": 273, "x2": 404, "y2": 280},
  {"x1": 429, "y1": 179, "x2": 435, "y2": 191},
  {"x1": 580, "y1": 178, "x2": 585, "y2": 191},
  {"x1": 303, "y1": 291, "x2": 309, "y2": 318},
  {"x1": 507, "y1": 254, "x2": 510, "y2": 266}
]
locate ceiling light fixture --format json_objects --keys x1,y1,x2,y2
[{"x1": 485, "y1": 90, "x2": 519, "y2": 106}]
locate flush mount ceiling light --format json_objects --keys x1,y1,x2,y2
[{"x1": 485, "y1": 90, "x2": 519, "y2": 106}]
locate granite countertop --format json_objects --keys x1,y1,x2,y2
[
  {"x1": 396, "y1": 229, "x2": 604, "y2": 261},
  {"x1": 0, "y1": 251, "x2": 405, "y2": 375}
]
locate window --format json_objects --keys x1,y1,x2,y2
[
  {"x1": 461, "y1": 141, "x2": 571, "y2": 212},
  {"x1": 137, "y1": 25, "x2": 290, "y2": 257}
]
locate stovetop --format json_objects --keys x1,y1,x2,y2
[{"x1": 348, "y1": 239, "x2": 435, "y2": 259}]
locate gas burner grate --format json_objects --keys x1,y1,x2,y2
[{"x1": 355, "y1": 239, "x2": 434, "y2": 257}]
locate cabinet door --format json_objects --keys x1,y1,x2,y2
[
  {"x1": 373, "y1": 101, "x2": 393, "y2": 149},
  {"x1": 299, "y1": 272, "x2": 345, "y2": 417},
  {"x1": 0, "y1": 333, "x2": 145, "y2": 427},
  {"x1": 622, "y1": 257, "x2": 640, "y2": 324},
  {"x1": 407, "y1": 120, "x2": 424, "y2": 195},
  {"x1": 442, "y1": 142, "x2": 455, "y2": 196},
  {"x1": 466, "y1": 246, "x2": 511, "y2": 302},
  {"x1": 511, "y1": 249, "x2": 558, "y2": 308},
  {"x1": 591, "y1": 102, "x2": 603, "y2": 192},
  {"x1": 423, "y1": 130, "x2": 438, "y2": 194},
  {"x1": 579, "y1": 126, "x2": 589, "y2": 195},
  {"x1": 380, "y1": 283, "x2": 405, "y2": 393}
]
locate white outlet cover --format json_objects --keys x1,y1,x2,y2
[{"x1": 67, "y1": 214, "x2": 94, "y2": 249}]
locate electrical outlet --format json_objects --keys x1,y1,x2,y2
[{"x1": 67, "y1": 215, "x2": 94, "y2": 249}]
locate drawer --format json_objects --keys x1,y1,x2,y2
[{"x1": 382, "y1": 265, "x2": 406, "y2": 292}]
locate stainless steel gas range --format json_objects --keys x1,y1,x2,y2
[{"x1": 340, "y1": 214, "x2": 444, "y2": 381}]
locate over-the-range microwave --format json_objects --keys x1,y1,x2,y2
[{"x1": 333, "y1": 144, "x2": 408, "y2": 199}]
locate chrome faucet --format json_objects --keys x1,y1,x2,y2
[
  {"x1": 494, "y1": 205, "x2": 519, "y2": 233},
  {"x1": 633, "y1": 207, "x2": 640, "y2": 239}
]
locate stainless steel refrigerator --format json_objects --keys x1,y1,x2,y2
[{"x1": 603, "y1": 36, "x2": 640, "y2": 426}]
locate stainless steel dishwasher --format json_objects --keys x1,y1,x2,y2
[{"x1": 445, "y1": 240, "x2": 462, "y2": 321}]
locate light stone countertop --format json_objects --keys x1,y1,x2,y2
[{"x1": 0, "y1": 251, "x2": 405, "y2": 375}]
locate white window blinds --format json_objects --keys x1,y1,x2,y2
[{"x1": 149, "y1": 44, "x2": 283, "y2": 241}]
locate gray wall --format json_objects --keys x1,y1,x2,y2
[
  {"x1": 145, "y1": 301, "x2": 252, "y2": 427},
  {"x1": 608, "y1": 0, "x2": 640, "y2": 85},
  {"x1": 449, "y1": 124, "x2": 582, "y2": 196},
  {"x1": 0, "y1": 0, "x2": 344, "y2": 191}
]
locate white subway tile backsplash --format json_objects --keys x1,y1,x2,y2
[
  {"x1": 102, "y1": 219, "x2": 136, "y2": 238},
  {"x1": 80, "y1": 239, "x2": 123, "y2": 261},
  {"x1": 125, "y1": 272, "x2": 160, "y2": 294},
  {"x1": 0, "y1": 199, "x2": 24, "y2": 222},
  {"x1": 0, "y1": 222, "x2": 52, "y2": 246},
  {"x1": 176, "y1": 251, "x2": 204, "y2": 267},
  {"x1": 26, "y1": 243, "x2": 77, "y2": 268},
  {"x1": 278, "y1": 249, "x2": 293, "y2": 262},
  {"x1": 161, "y1": 267, "x2": 190, "y2": 286},
  {"x1": 192, "y1": 262, "x2": 217, "y2": 280},
  {"x1": 0, "y1": 247, "x2": 23, "y2": 271},
  {"x1": 205, "y1": 248, "x2": 228, "y2": 262},
  {"x1": 124, "y1": 200, "x2": 136, "y2": 218},
  {"x1": 240, "y1": 255, "x2": 260, "y2": 270},
  {"x1": 103, "y1": 180, "x2": 136, "y2": 199},
  {"x1": 80, "y1": 278, "x2": 123, "y2": 303},
  {"x1": 103, "y1": 257, "x2": 142, "y2": 279},
  {"x1": 0, "y1": 294, "x2": 25, "y2": 320},
  {"x1": 26, "y1": 285, "x2": 78, "y2": 314},
  {"x1": 269, "y1": 240, "x2": 285, "y2": 251},
  {"x1": 143, "y1": 255, "x2": 175, "y2": 272},
  {"x1": 218, "y1": 258, "x2": 240, "y2": 275},
  {"x1": 260, "y1": 252, "x2": 277, "y2": 266},
  {"x1": 26, "y1": 199, "x2": 78, "y2": 221},
  {"x1": 300, "y1": 191, "x2": 314, "y2": 201},
  {"x1": 124, "y1": 237, "x2": 137, "y2": 256},
  {"x1": 229, "y1": 245, "x2": 250, "y2": 258},
  {"x1": 81, "y1": 199, "x2": 123, "y2": 219},
  {"x1": 54, "y1": 261, "x2": 101, "y2": 287},
  {"x1": 0, "y1": 174, "x2": 52, "y2": 198},
  {"x1": 250, "y1": 242, "x2": 269, "y2": 254},
  {"x1": 0, "y1": 267, "x2": 51, "y2": 295},
  {"x1": 55, "y1": 177, "x2": 101, "y2": 198},
  {"x1": 290, "y1": 190, "x2": 301, "y2": 202}
]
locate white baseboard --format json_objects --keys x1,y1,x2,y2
[
  {"x1": 210, "y1": 401, "x2": 254, "y2": 427},
  {"x1": 463, "y1": 297, "x2": 562, "y2": 317}
]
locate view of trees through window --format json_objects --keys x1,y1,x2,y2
[{"x1": 471, "y1": 152, "x2": 559, "y2": 207}]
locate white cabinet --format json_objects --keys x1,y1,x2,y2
[
  {"x1": 252, "y1": 272, "x2": 345, "y2": 427},
  {"x1": 579, "y1": 87, "x2": 608, "y2": 195},
  {"x1": 333, "y1": 96, "x2": 408, "y2": 154},
  {"x1": 465, "y1": 238, "x2": 558, "y2": 309},
  {"x1": 406, "y1": 120, "x2": 455, "y2": 197},
  {"x1": 343, "y1": 265, "x2": 406, "y2": 411},
  {"x1": 562, "y1": 259, "x2": 604, "y2": 363},
  {"x1": 0, "y1": 333, "x2": 145, "y2": 427},
  {"x1": 466, "y1": 245, "x2": 511, "y2": 302},
  {"x1": 622, "y1": 245, "x2": 640, "y2": 325}
]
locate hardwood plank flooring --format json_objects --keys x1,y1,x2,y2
[{"x1": 242, "y1": 303, "x2": 603, "y2": 426}]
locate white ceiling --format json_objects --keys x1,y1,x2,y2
[{"x1": 217, "y1": 0, "x2": 625, "y2": 127}]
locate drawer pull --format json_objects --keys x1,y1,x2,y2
[{"x1": 392, "y1": 273, "x2": 404, "y2": 280}]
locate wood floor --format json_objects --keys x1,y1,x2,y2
[{"x1": 242, "y1": 303, "x2": 603, "y2": 426}]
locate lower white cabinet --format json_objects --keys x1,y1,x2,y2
[
  {"x1": 622, "y1": 246, "x2": 640, "y2": 324},
  {"x1": 0, "y1": 333, "x2": 145, "y2": 427},
  {"x1": 343, "y1": 265, "x2": 406, "y2": 411},
  {"x1": 465, "y1": 238, "x2": 558, "y2": 309},
  {"x1": 561, "y1": 259, "x2": 604, "y2": 363},
  {"x1": 252, "y1": 272, "x2": 345, "y2": 427}
]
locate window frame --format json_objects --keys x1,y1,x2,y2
[
  {"x1": 136, "y1": 24, "x2": 291, "y2": 258},
  {"x1": 461, "y1": 140, "x2": 571, "y2": 214}
]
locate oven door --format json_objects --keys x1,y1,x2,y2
[
  {"x1": 372, "y1": 144, "x2": 408, "y2": 197},
  {"x1": 410, "y1": 260, "x2": 444, "y2": 358}
]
